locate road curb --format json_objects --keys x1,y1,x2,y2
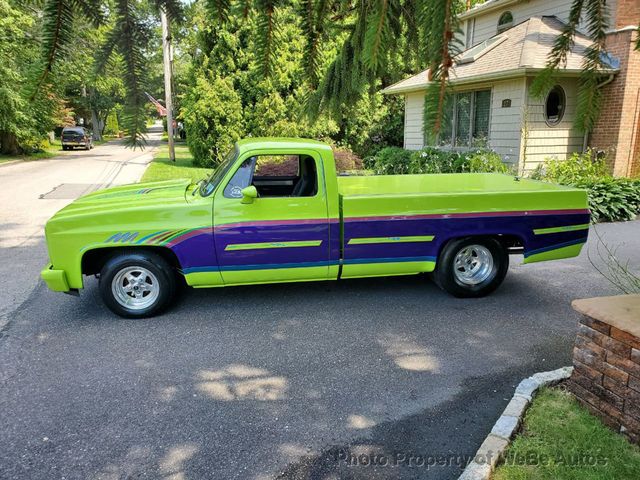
[{"x1": 458, "y1": 366, "x2": 573, "y2": 480}]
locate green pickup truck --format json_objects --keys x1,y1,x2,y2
[{"x1": 41, "y1": 138, "x2": 590, "y2": 318}]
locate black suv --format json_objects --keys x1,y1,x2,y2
[{"x1": 61, "y1": 127, "x2": 93, "y2": 151}]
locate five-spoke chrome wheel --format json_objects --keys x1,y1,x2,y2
[
  {"x1": 111, "y1": 266, "x2": 160, "y2": 311},
  {"x1": 453, "y1": 244, "x2": 494, "y2": 285}
]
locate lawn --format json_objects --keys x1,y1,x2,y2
[
  {"x1": 140, "y1": 142, "x2": 211, "y2": 183},
  {"x1": 0, "y1": 139, "x2": 65, "y2": 163},
  {"x1": 493, "y1": 387, "x2": 640, "y2": 480}
]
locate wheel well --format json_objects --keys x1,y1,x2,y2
[
  {"x1": 81, "y1": 246, "x2": 182, "y2": 276},
  {"x1": 437, "y1": 234, "x2": 524, "y2": 258}
]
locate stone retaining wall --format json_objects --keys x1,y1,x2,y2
[{"x1": 568, "y1": 294, "x2": 640, "y2": 444}]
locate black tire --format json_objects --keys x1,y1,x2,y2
[
  {"x1": 62, "y1": 146, "x2": 68, "y2": 151},
  {"x1": 99, "y1": 251, "x2": 177, "y2": 318},
  {"x1": 432, "y1": 237, "x2": 508, "y2": 298}
]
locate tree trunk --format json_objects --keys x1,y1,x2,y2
[
  {"x1": 91, "y1": 109, "x2": 103, "y2": 141},
  {"x1": 0, "y1": 131, "x2": 21, "y2": 155}
]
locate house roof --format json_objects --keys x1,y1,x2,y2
[{"x1": 382, "y1": 16, "x2": 617, "y2": 95}]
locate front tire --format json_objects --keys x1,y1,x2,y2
[
  {"x1": 99, "y1": 251, "x2": 177, "y2": 318},
  {"x1": 432, "y1": 237, "x2": 508, "y2": 298}
]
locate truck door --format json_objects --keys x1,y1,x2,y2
[{"x1": 212, "y1": 149, "x2": 332, "y2": 285}]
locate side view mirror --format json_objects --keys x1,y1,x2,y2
[{"x1": 240, "y1": 185, "x2": 258, "y2": 204}]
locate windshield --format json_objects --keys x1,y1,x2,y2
[{"x1": 199, "y1": 147, "x2": 239, "y2": 197}]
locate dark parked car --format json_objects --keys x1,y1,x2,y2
[{"x1": 61, "y1": 127, "x2": 93, "y2": 151}]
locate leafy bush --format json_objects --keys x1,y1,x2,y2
[
  {"x1": 530, "y1": 149, "x2": 607, "y2": 184},
  {"x1": 460, "y1": 150, "x2": 513, "y2": 174},
  {"x1": 366, "y1": 146, "x2": 414, "y2": 174},
  {"x1": 531, "y1": 150, "x2": 640, "y2": 223},
  {"x1": 407, "y1": 147, "x2": 463, "y2": 174},
  {"x1": 333, "y1": 148, "x2": 364, "y2": 172},
  {"x1": 574, "y1": 178, "x2": 640, "y2": 223},
  {"x1": 104, "y1": 111, "x2": 120, "y2": 136},
  {"x1": 182, "y1": 76, "x2": 245, "y2": 167},
  {"x1": 367, "y1": 146, "x2": 513, "y2": 175}
]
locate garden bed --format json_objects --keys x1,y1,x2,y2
[{"x1": 492, "y1": 386, "x2": 640, "y2": 479}]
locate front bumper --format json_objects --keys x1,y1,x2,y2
[{"x1": 41, "y1": 263, "x2": 70, "y2": 292}]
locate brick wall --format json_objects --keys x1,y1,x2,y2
[
  {"x1": 588, "y1": 29, "x2": 640, "y2": 177},
  {"x1": 568, "y1": 314, "x2": 640, "y2": 444},
  {"x1": 615, "y1": 0, "x2": 640, "y2": 29}
]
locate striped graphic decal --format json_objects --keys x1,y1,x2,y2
[
  {"x1": 348, "y1": 235, "x2": 434, "y2": 245},
  {"x1": 225, "y1": 240, "x2": 323, "y2": 251},
  {"x1": 533, "y1": 223, "x2": 590, "y2": 235},
  {"x1": 102, "y1": 207, "x2": 590, "y2": 276}
]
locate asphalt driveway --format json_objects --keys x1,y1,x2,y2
[{"x1": 1, "y1": 218, "x2": 638, "y2": 480}]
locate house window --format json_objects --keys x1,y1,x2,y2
[
  {"x1": 465, "y1": 19, "x2": 475, "y2": 48},
  {"x1": 545, "y1": 85, "x2": 565, "y2": 126},
  {"x1": 438, "y1": 90, "x2": 491, "y2": 147},
  {"x1": 497, "y1": 11, "x2": 513, "y2": 33}
]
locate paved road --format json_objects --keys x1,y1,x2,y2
[
  {"x1": 0, "y1": 148, "x2": 638, "y2": 479},
  {"x1": 0, "y1": 126, "x2": 162, "y2": 329}
]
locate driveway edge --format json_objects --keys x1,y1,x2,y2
[{"x1": 458, "y1": 366, "x2": 573, "y2": 480}]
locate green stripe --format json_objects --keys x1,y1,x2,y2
[
  {"x1": 225, "y1": 240, "x2": 323, "y2": 251},
  {"x1": 348, "y1": 235, "x2": 434, "y2": 245},
  {"x1": 533, "y1": 224, "x2": 590, "y2": 235}
]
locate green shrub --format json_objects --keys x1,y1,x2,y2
[
  {"x1": 366, "y1": 147, "x2": 413, "y2": 174},
  {"x1": 181, "y1": 76, "x2": 245, "y2": 167},
  {"x1": 530, "y1": 150, "x2": 640, "y2": 223},
  {"x1": 104, "y1": 111, "x2": 120, "y2": 136},
  {"x1": 367, "y1": 146, "x2": 513, "y2": 175},
  {"x1": 531, "y1": 149, "x2": 608, "y2": 184},
  {"x1": 459, "y1": 150, "x2": 513, "y2": 174},
  {"x1": 575, "y1": 178, "x2": 640, "y2": 223},
  {"x1": 407, "y1": 147, "x2": 462, "y2": 174}
]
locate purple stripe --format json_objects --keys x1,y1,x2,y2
[
  {"x1": 345, "y1": 209, "x2": 590, "y2": 223},
  {"x1": 165, "y1": 227, "x2": 211, "y2": 247}
]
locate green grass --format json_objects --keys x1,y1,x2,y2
[
  {"x1": 141, "y1": 143, "x2": 211, "y2": 183},
  {"x1": 493, "y1": 387, "x2": 640, "y2": 480},
  {"x1": 0, "y1": 139, "x2": 65, "y2": 163},
  {"x1": 0, "y1": 136, "x2": 117, "y2": 164}
]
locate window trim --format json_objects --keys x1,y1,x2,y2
[
  {"x1": 544, "y1": 85, "x2": 566, "y2": 127},
  {"x1": 497, "y1": 11, "x2": 514, "y2": 34}
]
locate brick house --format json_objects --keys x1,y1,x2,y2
[{"x1": 382, "y1": 0, "x2": 640, "y2": 177}]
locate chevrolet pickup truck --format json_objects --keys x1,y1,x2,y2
[{"x1": 41, "y1": 138, "x2": 590, "y2": 318}]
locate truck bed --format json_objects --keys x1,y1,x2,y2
[
  {"x1": 336, "y1": 173, "x2": 590, "y2": 278},
  {"x1": 337, "y1": 173, "x2": 577, "y2": 196}
]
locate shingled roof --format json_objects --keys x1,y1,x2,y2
[{"x1": 382, "y1": 16, "x2": 617, "y2": 94}]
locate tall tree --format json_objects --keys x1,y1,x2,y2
[{"x1": 34, "y1": 0, "x2": 184, "y2": 146}]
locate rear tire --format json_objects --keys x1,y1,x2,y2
[
  {"x1": 99, "y1": 251, "x2": 177, "y2": 318},
  {"x1": 432, "y1": 237, "x2": 508, "y2": 298}
]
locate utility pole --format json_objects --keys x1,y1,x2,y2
[{"x1": 160, "y1": 7, "x2": 175, "y2": 162}]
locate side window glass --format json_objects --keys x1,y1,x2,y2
[
  {"x1": 223, "y1": 157, "x2": 255, "y2": 198},
  {"x1": 254, "y1": 155, "x2": 299, "y2": 177}
]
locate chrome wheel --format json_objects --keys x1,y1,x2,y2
[
  {"x1": 111, "y1": 266, "x2": 160, "y2": 310},
  {"x1": 453, "y1": 244, "x2": 494, "y2": 285}
]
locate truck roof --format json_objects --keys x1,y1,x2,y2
[{"x1": 235, "y1": 137, "x2": 332, "y2": 154}]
